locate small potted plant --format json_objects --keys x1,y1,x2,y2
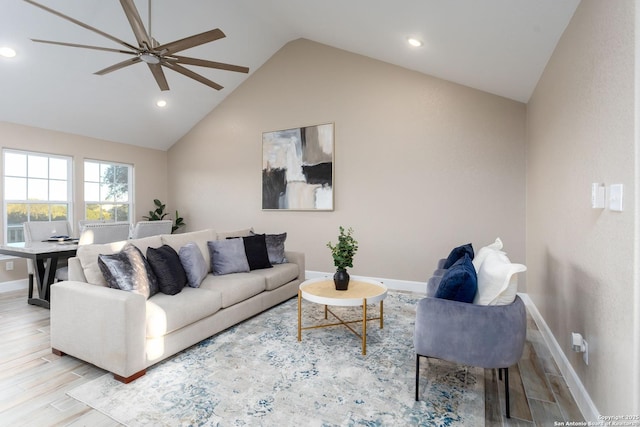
[{"x1": 327, "y1": 226, "x2": 359, "y2": 290}]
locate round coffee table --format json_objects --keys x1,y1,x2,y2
[{"x1": 297, "y1": 277, "x2": 388, "y2": 355}]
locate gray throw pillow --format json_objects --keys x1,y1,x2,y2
[
  {"x1": 178, "y1": 242, "x2": 208, "y2": 288},
  {"x1": 265, "y1": 233, "x2": 287, "y2": 264},
  {"x1": 98, "y1": 243, "x2": 159, "y2": 299},
  {"x1": 207, "y1": 238, "x2": 250, "y2": 275}
]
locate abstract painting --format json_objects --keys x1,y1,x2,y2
[{"x1": 262, "y1": 123, "x2": 334, "y2": 210}]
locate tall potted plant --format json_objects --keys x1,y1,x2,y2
[
  {"x1": 143, "y1": 199, "x2": 186, "y2": 233},
  {"x1": 327, "y1": 226, "x2": 358, "y2": 290}
]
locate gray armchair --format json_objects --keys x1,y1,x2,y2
[{"x1": 414, "y1": 270, "x2": 527, "y2": 418}]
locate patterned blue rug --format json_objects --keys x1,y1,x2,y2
[{"x1": 68, "y1": 292, "x2": 484, "y2": 426}]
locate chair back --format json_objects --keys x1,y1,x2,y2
[
  {"x1": 23, "y1": 220, "x2": 73, "y2": 243},
  {"x1": 23, "y1": 220, "x2": 73, "y2": 276},
  {"x1": 131, "y1": 220, "x2": 173, "y2": 239},
  {"x1": 78, "y1": 219, "x2": 110, "y2": 232},
  {"x1": 78, "y1": 222, "x2": 131, "y2": 245}
]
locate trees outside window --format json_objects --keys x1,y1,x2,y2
[{"x1": 84, "y1": 160, "x2": 133, "y2": 223}]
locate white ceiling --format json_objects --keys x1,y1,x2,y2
[{"x1": 0, "y1": 0, "x2": 580, "y2": 151}]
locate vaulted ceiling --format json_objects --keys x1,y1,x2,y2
[{"x1": 0, "y1": 0, "x2": 580, "y2": 150}]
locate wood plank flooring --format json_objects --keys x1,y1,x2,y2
[{"x1": 0, "y1": 288, "x2": 584, "y2": 426}]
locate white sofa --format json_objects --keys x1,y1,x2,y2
[{"x1": 50, "y1": 228, "x2": 305, "y2": 383}]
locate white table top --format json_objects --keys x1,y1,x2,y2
[
  {"x1": 299, "y1": 277, "x2": 388, "y2": 307},
  {"x1": 0, "y1": 241, "x2": 78, "y2": 255}
]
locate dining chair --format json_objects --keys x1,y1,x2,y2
[
  {"x1": 23, "y1": 220, "x2": 73, "y2": 290},
  {"x1": 130, "y1": 220, "x2": 173, "y2": 239},
  {"x1": 78, "y1": 222, "x2": 131, "y2": 245}
]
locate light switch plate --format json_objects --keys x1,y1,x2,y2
[
  {"x1": 609, "y1": 184, "x2": 623, "y2": 211},
  {"x1": 591, "y1": 183, "x2": 605, "y2": 208}
]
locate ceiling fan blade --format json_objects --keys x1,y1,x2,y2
[
  {"x1": 162, "y1": 62, "x2": 223, "y2": 90},
  {"x1": 147, "y1": 63, "x2": 170, "y2": 91},
  {"x1": 23, "y1": 0, "x2": 137, "y2": 51},
  {"x1": 157, "y1": 29, "x2": 226, "y2": 55},
  {"x1": 94, "y1": 57, "x2": 141, "y2": 76},
  {"x1": 119, "y1": 0, "x2": 152, "y2": 49},
  {"x1": 31, "y1": 39, "x2": 135, "y2": 55},
  {"x1": 171, "y1": 55, "x2": 249, "y2": 74}
]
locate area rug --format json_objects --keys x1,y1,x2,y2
[{"x1": 67, "y1": 292, "x2": 484, "y2": 426}]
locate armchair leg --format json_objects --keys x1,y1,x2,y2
[
  {"x1": 504, "y1": 367, "x2": 510, "y2": 418},
  {"x1": 415, "y1": 355, "x2": 420, "y2": 401},
  {"x1": 498, "y1": 367, "x2": 511, "y2": 418}
]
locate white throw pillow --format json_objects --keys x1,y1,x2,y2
[
  {"x1": 474, "y1": 250, "x2": 526, "y2": 305},
  {"x1": 472, "y1": 237, "x2": 504, "y2": 272}
]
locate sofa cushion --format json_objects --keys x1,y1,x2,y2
[
  {"x1": 443, "y1": 243, "x2": 474, "y2": 269},
  {"x1": 98, "y1": 243, "x2": 159, "y2": 299},
  {"x1": 208, "y1": 238, "x2": 251, "y2": 275},
  {"x1": 472, "y1": 237, "x2": 504, "y2": 272},
  {"x1": 146, "y1": 245, "x2": 187, "y2": 295},
  {"x1": 146, "y1": 287, "x2": 222, "y2": 338},
  {"x1": 249, "y1": 262, "x2": 299, "y2": 291},
  {"x1": 242, "y1": 234, "x2": 273, "y2": 270},
  {"x1": 161, "y1": 229, "x2": 216, "y2": 272},
  {"x1": 77, "y1": 235, "x2": 163, "y2": 286},
  {"x1": 199, "y1": 273, "x2": 265, "y2": 308},
  {"x1": 475, "y1": 251, "x2": 527, "y2": 305},
  {"x1": 178, "y1": 242, "x2": 209, "y2": 288},
  {"x1": 435, "y1": 254, "x2": 477, "y2": 303},
  {"x1": 265, "y1": 233, "x2": 287, "y2": 264}
]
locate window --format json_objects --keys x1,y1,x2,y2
[
  {"x1": 84, "y1": 160, "x2": 133, "y2": 223},
  {"x1": 3, "y1": 149, "x2": 73, "y2": 244}
]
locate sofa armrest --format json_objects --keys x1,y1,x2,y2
[
  {"x1": 284, "y1": 251, "x2": 305, "y2": 281},
  {"x1": 50, "y1": 281, "x2": 147, "y2": 378},
  {"x1": 414, "y1": 296, "x2": 526, "y2": 369}
]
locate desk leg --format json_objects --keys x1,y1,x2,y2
[
  {"x1": 362, "y1": 298, "x2": 367, "y2": 355},
  {"x1": 297, "y1": 290, "x2": 302, "y2": 342}
]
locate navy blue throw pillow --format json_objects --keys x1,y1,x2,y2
[
  {"x1": 442, "y1": 243, "x2": 474, "y2": 269},
  {"x1": 435, "y1": 254, "x2": 477, "y2": 303},
  {"x1": 242, "y1": 234, "x2": 273, "y2": 271},
  {"x1": 147, "y1": 245, "x2": 187, "y2": 295}
]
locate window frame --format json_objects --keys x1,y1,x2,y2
[
  {"x1": 83, "y1": 159, "x2": 134, "y2": 224},
  {"x1": 2, "y1": 149, "x2": 74, "y2": 244}
]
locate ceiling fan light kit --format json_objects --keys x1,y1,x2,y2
[{"x1": 23, "y1": 0, "x2": 249, "y2": 91}]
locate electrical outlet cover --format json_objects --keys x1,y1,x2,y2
[{"x1": 609, "y1": 184, "x2": 623, "y2": 211}]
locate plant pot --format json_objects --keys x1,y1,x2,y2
[{"x1": 334, "y1": 269, "x2": 350, "y2": 291}]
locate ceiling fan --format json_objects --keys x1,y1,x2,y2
[{"x1": 23, "y1": 0, "x2": 249, "y2": 91}]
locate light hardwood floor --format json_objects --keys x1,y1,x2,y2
[{"x1": 0, "y1": 288, "x2": 584, "y2": 426}]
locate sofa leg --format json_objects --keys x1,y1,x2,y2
[
  {"x1": 113, "y1": 369, "x2": 146, "y2": 384},
  {"x1": 51, "y1": 348, "x2": 66, "y2": 357}
]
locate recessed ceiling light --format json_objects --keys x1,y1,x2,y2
[
  {"x1": 0, "y1": 47, "x2": 17, "y2": 58},
  {"x1": 156, "y1": 99, "x2": 167, "y2": 108},
  {"x1": 407, "y1": 38, "x2": 423, "y2": 48}
]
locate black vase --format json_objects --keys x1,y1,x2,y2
[{"x1": 334, "y1": 269, "x2": 350, "y2": 291}]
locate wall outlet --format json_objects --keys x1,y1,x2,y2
[
  {"x1": 6, "y1": 261, "x2": 13, "y2": 271},
  {"x1": 583, "y1": 340, "x2": 588, "y2": 365}
]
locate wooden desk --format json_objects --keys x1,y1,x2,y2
[{"x1": 0, "y1": 241, "x2": 78, "y2": 309}]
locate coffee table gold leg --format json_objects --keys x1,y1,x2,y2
[
  {"x1": 380, "y1": 300, "x2": 384, "y2": 329},
  {"x1": 297, "y1": 290, "x2": 302, "y2": 342},
  {"x1": 324, "y1": 304, "x2": 328, "y2": 320},
  {"x1": 362, "y1": 298, "x2": 367, "y2": 355}
]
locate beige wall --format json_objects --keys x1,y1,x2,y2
[
  {"x1": 0, "y1": 121, "x2": 168, "y2": 282},
  {"x1": 527, "y1": 0, "x2": 638, "y2": 415},
  {"x1": 168, "y1": 39, "x2": 526, "y2": 284}
]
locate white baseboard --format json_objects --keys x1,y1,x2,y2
[
  {"x1": 0, "y1": 279, "x2": 28, "y2": 293},
  {"x1": 305, "y1": 271, "x2": 427, "y2": 294},
  {"x1": 518, "y1": 293, "x2": 599, "y2": 422}
]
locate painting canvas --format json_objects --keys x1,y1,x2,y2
[{"x1": 262, "y1": 123, "x2": 334, "y2": 210}]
